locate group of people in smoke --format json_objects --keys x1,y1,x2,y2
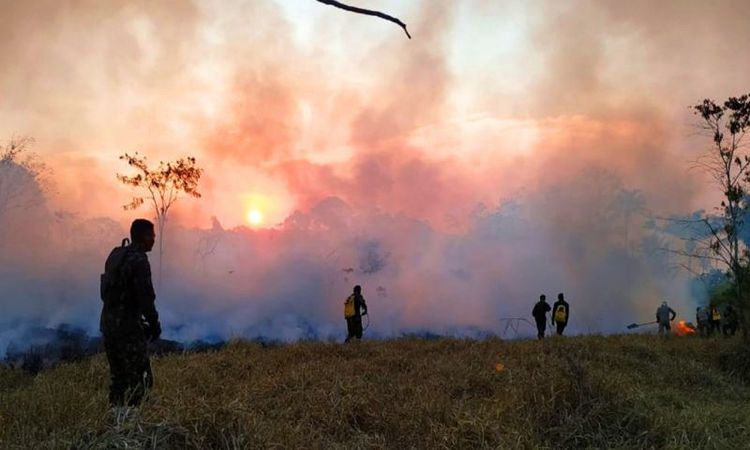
[
  {"x1": 99, "y1": 218, "x2": 373, "y2": 407},
  {"x1": 101, "y1": 218, "x2": 586, "y2": 406},
  {"x1": 653, "y1": 300, "x2": 741, "y2": 337},
  {"x1": 531, "y1": 293, "x2": 570, "y2": 339},
  {"x1": 695, "y1": 304, "x2": 739, "y2": 337},
  {"x1": 96, "y1": 218, "x2": 743, "y2": 408}
]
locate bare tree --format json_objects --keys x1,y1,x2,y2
[
  {"x1": 117, "y1": 152, "x2": 203, "y2": 286},
  {"x1": 315, "y1": 0, "x2": 411, "y2": 39},
  {"x1": 194, "y1": 216, "x2": 223, "y2": 272},
  {"x1": 614, "y1": 189, "x2": 649, "y2": 253},
  {"x1": 0, "y1": 136, "x2": 47, "y2": 220}
]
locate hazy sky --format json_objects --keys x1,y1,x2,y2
[
  {"x1": 2, "y1": 0, "x2": 748, "y2": 228},
  {"x1": 1, "y1": 0, "x2": 748, "y2": 345}
]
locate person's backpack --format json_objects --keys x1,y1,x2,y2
[
  {"x1": 554, "y1": 304, "x2": 567, "y2": 323},
  {"x1": 712, "y1": 307, "x2": 721, "y2": 321},
  {"x1": 344, "y1": 294, "x2": 356, "y2": 318},
  {"x1": 100, "y1": 238, "x2": 133, "y2": 305}
]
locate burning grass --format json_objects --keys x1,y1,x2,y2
[
  {"x1": 675, "y1": 320, "x2": 697, "y2": 336},
  {"x1": 1, "y1": 335, "x2": 749, "y2": 449}
]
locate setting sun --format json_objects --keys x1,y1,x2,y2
[{"x1": 247, "y1": 209, "x2": 264, "y2": 226}]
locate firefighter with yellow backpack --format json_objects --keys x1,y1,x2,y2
[
  {"x1": 552, "y1": 293, "x2": 570, "y2": 336},
  {"x1": 710, "y1": 306, "x2": 722, "y2": 335},
  {"x1": 344, "y1": 285, "x2": 368, "y2": 343}
]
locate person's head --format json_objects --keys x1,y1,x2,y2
[
  {"x1": 130, "y1": 219, "x2": 155, "y2": 252},
  {"x1": 662, "y1": 301, "x2": 668, "y2": 307},
  {"x1": 558, "y1": 293, "x2": 564, "y2": 301},
  {"x1": 539, "y1": 294, "x2": 546, "y2": 302},
  {"x1": 353, "y1": 285, "x2": 361, "y2": 294}
]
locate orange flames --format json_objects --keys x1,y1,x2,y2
[{"x1": 674, "y1": 320, "x2": 696, "y2": 336}]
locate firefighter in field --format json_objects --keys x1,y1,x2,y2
[
  {"x1": 710, "y1": 305, "x2": 722, "y2": 335},
  {"x1": 532, "y1": 294, "x2": 551, "y2": 340},
  {"x1": 100, "y1": 219, "x2": 161, "y2": 406},
  {"x1": 723, "y1": 304, "x2": 739, "y2": 336},
  {"x1": 696, "y1": 306, "x2": 710, "y2": 337},
  {"x1": 551, "y1": 292, "x2": 570, "y2": 336},
  {"x1": 344, "y1": 285, "x2": 368, "y2": 343},
  {"x1": 655, "y1": 301, "x2": 676, "y2": 336}
]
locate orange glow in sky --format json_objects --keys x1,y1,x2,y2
[{"x1": 0, "y1": 0, "x2": 747, "y2": 230}]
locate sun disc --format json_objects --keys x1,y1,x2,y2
[{"x1": 247, "y1": 209, "x2": 264, "y2": 226}]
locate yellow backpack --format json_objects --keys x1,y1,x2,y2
[
  {"x1": 554, "y1": 305, "x2": 567, "y2": 323},
  {"x1": 344, "y1": 295, "x2": 355, "y2": 318},
  {"x1": 712, "y1": 308, "x2": 721, "y2": 321}
]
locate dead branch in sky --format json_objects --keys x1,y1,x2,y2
[{"x1": 315, "y1": 0, "x2": 411, "y2": 39}]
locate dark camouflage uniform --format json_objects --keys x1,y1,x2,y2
[{"x1": 100, "y1": 246, "x2": 159, "y2": 406}]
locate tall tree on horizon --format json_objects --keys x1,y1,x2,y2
[
  {"x1": 673, "y1": 94, "x2": 750, "y2": 338},
  {"x1": 117, "y1": 152, "x2": 203, "y2": 287}
]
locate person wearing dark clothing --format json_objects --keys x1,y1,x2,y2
[
  {"x1": 655, "y1": 301, "x2": 676, "y2": 336},
  {"x1": 552, "y1": 293, "x2": 570, "y2": 336},
  {"x1": 696, "y1": 306, "x2": 710, "y2": 337},
  {"x1": 100, "y1": 219, "x2": 161, "y2": 406},
  {"x1": 723, "y1": 305, "x2": 738, "y2": 336},
  {"x1": 344, "y1": 285, "x2": 368, "y2": 343},
  {"x1": 532, "y1": 295, "x2": 551, "y2": 340}
]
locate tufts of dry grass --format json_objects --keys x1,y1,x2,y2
[{"x1": 1, "y1": 335, "x2": 749, "y2": 449}]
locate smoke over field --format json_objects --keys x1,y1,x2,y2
[{"x1": 3, "y1": 0, "x2": 749, "y2": 353}]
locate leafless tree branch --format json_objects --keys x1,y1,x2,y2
[{"x1": 315, "y1": 0, "x2": 411, "y2": 39}]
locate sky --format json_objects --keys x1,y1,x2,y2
[{"x1": 1, "y1": 0, "x2": 749, "y2": 349}]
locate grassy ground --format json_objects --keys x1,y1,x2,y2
[{"x1": 1, "y1": 334, "x2": 749, "y2": 449}]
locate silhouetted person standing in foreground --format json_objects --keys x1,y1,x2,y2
[
  {"x1": 344, "y1": 285, "x2": 368, "y2": 343},
  {"x1": 655, "y1": 301, "x2": 676, "y2": 337},
  {"x1": 100, "y1": 219, "x2": 161, "y2": 406},
  {"x1": 552, "y1": 293, "x2": 570, "y2": 336},
  {"x1": 532, "y1": 295, "x2": 551, "y2": 340}
]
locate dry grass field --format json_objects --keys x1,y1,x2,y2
[{"x1": 1, "y1": 334, "x2": 749, "y2": 449}]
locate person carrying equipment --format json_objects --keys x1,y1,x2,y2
[
  {"x1": 655, "y1": 301, "x2": 676, "y2": 336},
  {"x1": 532, "y1": 294, "x2": 551, "y2": 340},
  {"x1": 551, "y1": 292, "x2": 570, "y2": 336},
  {"x1": 100, "y1": 219, "x2": 161, "y2": 406},
  {"x1": 344, "y1": 285, "x2": 368, "y2": 343},
  {"x1": 710, "y1": 306, "x2": 722, "y2": 335}
]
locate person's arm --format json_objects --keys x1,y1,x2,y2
[
  {"x1": 133, "y1": 255, "x2": 160, "y2": 338},
  {"x1": 361, "y1": 296, "x2": 368, "y2": 315},
  {"x1": 670, "y1": 308, "x2": 676, "y2": 321}
]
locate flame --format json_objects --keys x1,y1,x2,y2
[{"x1": 674, "y1": 320, "x2": 696, "y2": 336}]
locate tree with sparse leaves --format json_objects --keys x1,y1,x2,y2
[
  {"x1": 117, "y1": 153, "x2": 203, "y2": 286},
  {"x1": 674, "y1": 94, "x2": 750, "y2": 338}
]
